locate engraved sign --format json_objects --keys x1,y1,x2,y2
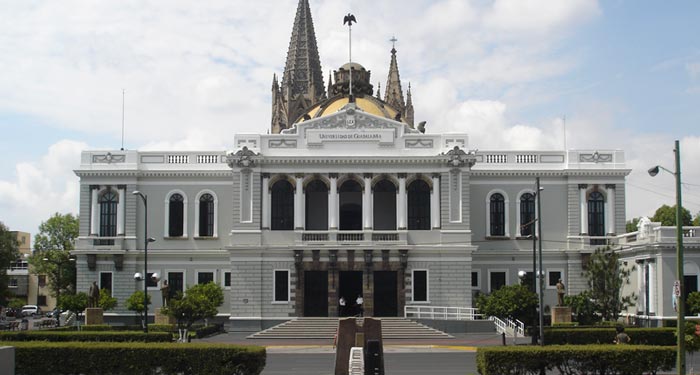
[{"x1": 306, "y1": 129, "x2": 394, "y2": 145}]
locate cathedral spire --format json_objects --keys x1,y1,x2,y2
[
  {"x1": 405, "y1": 82, "x2": 414, "y2": 128},
  {"x1": 384, "y1": 38, "x2": 406, "y2": 115},
  {"x1": 271, "y1": 0, "x2": 325, "y2": 133}
]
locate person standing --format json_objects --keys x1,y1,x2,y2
[
  {"x1": 339, "y1": 296, "x2": 346, "y2": 317},
  {"x1": 356, "y1": 295, "x2": 364, "y2": 317},
  {"x1": 614, "y1": 325, "x2": 631, "y2": 344}
]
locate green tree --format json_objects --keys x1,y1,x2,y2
[
  {"x1": 126, "y1": 290, "x2": 151, "y2": 327},
  {"x1": 693, "y1": 213, "x2": 700, "y2": 227},
  {"x1": 28, "y1": 213, "x2": 79, "y2": 301},
  {"x1": 475, "y1": 284, "x2": 538, "y2": 326},
  {"x1": 625, "y1": 217, "x2": 640, "y2": 233},
  {"x1": 651, "y1": 204, "x2": 692, "y2": 226},
  {"x1": 98, "y1": 288, "x2": 118, "y2": 311},
  {"x1": 564, "y1": 291, "x2": 601, "y2": 325},
  {"x1": 584, "y1": 246, "x2": 636, "y2": 321},
  {"x1": 59, "y1": 292, "x2": 89, "y2": 317},
  {"x1": 165, "y1": 282, "x2": 224, "y2": 341},
  {"x1": 687, "y1": 292, "x2": 700, "y2": 315},
  {"x1": 0, "y1": 221, "x2": 20, "y2": 305}
]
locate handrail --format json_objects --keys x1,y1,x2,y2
[
  {"x1": 404, "y1": 305, "x2": 482, "y2": 320},
  {"x1": 489, "y1": 316, "x2": 525, "y2": 337}
]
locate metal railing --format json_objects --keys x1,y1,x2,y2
[
  {"x1": 404, "y1": 305, "x2": 481, "y2": 320},
  {"x1": 490, "y1": 316, "x2": 525, "y2": 337}
]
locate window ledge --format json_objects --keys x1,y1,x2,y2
[
  {"x1": 408, "y1": 301, "x2": 431, "y2": 304},
  {"x1": 515, "y1": 236, "x2": 537, "y2": 240},
  {"x1": 164, "y1": 236, "x2": 189, "y2": 240},
  {"x1": 485, "y1": 236, "x2": 510, "y2": 241},
  {"x1": 193, "y1": 236, "x2": 218, "y2": 240},
  {"x1": 271, "y1": 301, "x2": 289, "y2": 305}
]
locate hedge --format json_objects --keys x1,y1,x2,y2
[
  {"x1": 477, "y1": 345, "x2": 675, "y2": 375},
  {"x1": 0, "y1": 331, "x2": 172, "y2": 342},
  {"x1": 544, "y1": 327, "x2": 676, "y2": 346},
  {"x1": 1, "y1": 341, "x2": 266, "y2": 375},
  {"x1": 51, "y1": 323, "x2": 223, "y2": 338}
]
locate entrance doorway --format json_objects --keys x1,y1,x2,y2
[
  {"x1": 339, "y1": 271, "x2": 363, "y2": 317},
  {"x1": 685, "y1": 275, "x2": 698, "y2": 316},
  {"x1": 374, "y1": 271, "x2": 398, "y2": 317},
  {"x1": 304, "y1": 271, "x2": 328, "y2": 317}
]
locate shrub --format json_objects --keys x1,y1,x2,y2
[
  {"x1": 477, "y1": 345, "x2": 675, "y2": 375},
  {"x1": 0, "y1": 331, "x2": 171, "y2": 342},
  {"x1": 544, "y1": 327, "x2": 676, "y2": 346},
  {"x1": 2, "y1": 341, "x2": 266, "y2": 375}
]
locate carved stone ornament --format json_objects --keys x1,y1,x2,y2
[
  {"x1": 443, "y1": 146, "x2": 476, "y2": 168},
  {"x1": 580, "y1": 151, "x2": 612, "y2": 163},
  {"x1": 226, "y1": 146, "x2": 259, "y2": 168},
  {"x1": 92, "y1": 152, "x2": 126, "y2": 164}
]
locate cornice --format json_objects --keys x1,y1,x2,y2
[
  {"x1": 75, "y1": 170, "x2": 232, "y2": 178},
  {"x1": 257, "y1": 156, "x2": 448, "y2": 165},
  {"x1": 470, "y1": 169, "x2": 631, "y2": 177}
]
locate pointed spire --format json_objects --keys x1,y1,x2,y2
[
  {"x1": 405, "y1": 82, "x2": 414, "y2": 128},
  {"x1": 384, "y1": 41, "x2": 405, "y2": 114},
  {"x1": 328, "y1": 70, "x2": 333, "y2": 98},
  {"x1": 376, "y1": 82, "x2": 382, "y2": 100},
  {"x1": 272, "y1": 0, "x2": 325, "y2": 133}
]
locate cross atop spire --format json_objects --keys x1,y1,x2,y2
[{"x1": 390, "y1": 35, "x2": 398, "y2": 51}]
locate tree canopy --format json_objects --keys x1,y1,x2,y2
[
  {"x1": 165, "y1": 282, "x2": 224, "y2": 341},
  {"x1": 625, "y1": 217, "x2": 640, "y2": 233},
  {"x1": 584, "y1": 246, "x2": 636, "y2": 321},
  {"x1": 28, "y1": 213, "x2": 79, "y2": 299},
  {"x1": 0, "y1": 221, "x2": 20, "y2": 305},
  {"x1": 651, "y1": 205, "x2": 692, "y2": 226},
  {"x1": 475, "y1": 284, "x2": 538, "y2": 326}
]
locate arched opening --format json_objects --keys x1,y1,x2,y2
[
  {"x1": 587, "y1": 191, "x2": 605, "y2": 236},
  {"x1": 199, "y1": 193, "x2": 215, "y2": 237},
  {"x1": 99, "y1": 190, "x2": 118, "y2": 238},
  {"x1": 339, "y1": 179, "x2": 362, "y2": 230},
  {"x1": 520, "y1": 193, "x2": 535, "y2": 236},
  {"x1": 271, "y1": 180, "x2": 294, "y2": 230},
  {"x1": 373, "y1": 179, "x2": 397, "y2": 230},
  {"x1": 305, "y1": 180, "x2": 328, "y2": 230},
  {"x1": 168, "y1": 193, "x2": 184, "y2": 237},
  {"x1": 489, "y1": 193, "x2": 505, "y2": 236},
  {"x1": 407, "y1": 179, "x2": 430, "y2": 230}
]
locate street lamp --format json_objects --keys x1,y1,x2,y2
[
  {"x1": 133, "y1": 190, "x2": 156, "y2": 333},
  {"x1": 648, "y1": 140, "x2": 685, "y2": 375},
  {"x1": 535, "y1": 177, "x2": 544, "y2": 346},
  {"x1": 42, "y1": 255, "x2": 75, "y2": 326}
]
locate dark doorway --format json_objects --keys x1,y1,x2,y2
[
  {"x1": 339, "y1": 271, "x2": 363, "y2": 317},
  {"x1": 339, "y1": 180, "x2": 362, "y2": 230},
  {"x1": 167, "y1": 272, "x2": 184, "y2": 300},
  {"x1": 374, "y1": 271, "x2": 398, "y2": 317},
  {"x1": 304, "y1": 271, "x2": 328, "y2": 317},
  {"x1": 685, "y1": 275, "x2": 698, "y2": 316}
]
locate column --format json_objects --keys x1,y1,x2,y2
[
  {"x1": 117, "y1": 186, "x2": 125, "y2": 235},
  {"x1": 648, "y1": 261, "x2": 656, "y2": 314},
  {"x1": 606, "y1": 184, "x2": 616, "y2": 235},
  {"x1": 398, "y1": 174, "x2": 407, "y2": 230},
  {"x1": 579, "y1": 184, "x2": 588, "y2": 235},
  {"x1": 262, "y1": 174, "x2": 270, "y2": 229},
  {"x1": 294, "y1": 174, "x2": 304, "y2": 229},
  {"x1": 636, "y1": 260, "x2": 645, "y2": 313},
  {"x1": 329, "y1": 174, "x2": 338, "y2": 229},
  {"x1": 363, "y1": 173, "x2": 372, "y2": 229},
  {"x1": 431, "y1": 174, "x2": 440, "y2": 229},
  {"x1": 90, "y1": 185, "x2": 99, "y2": 235}
]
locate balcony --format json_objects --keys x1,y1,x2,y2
[{"x1": 279, "y1": 230, "x2": 408, "y2": 246}]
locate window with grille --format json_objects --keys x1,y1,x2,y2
[
  {"x1": 199, "y1": 193, "x2": 215, "y2": 237},
  {"x1": 588, "y1": 191, "x2": 605, "y2": 236},
  {"x1": 169, "y1": 194, "x2": 184, "y2": 237},
  {"x1": 520, "y1": 193, "x2": 535, "y2": 236},
  {"x1": 99, "y1": 190, "x2": 118, "y2": 238},
  {"x1": 271, "y1": 180, "x2": 294, "y2": 230},
  {"x1": 490, "y1": 193, "x2": 505, "y2": 236},
  {"x1": 408, "y1": 180, "x2": 430, "y2": 230}
]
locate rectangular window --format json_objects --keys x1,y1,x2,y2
[
  {"x1": 37, "y1": 295, "x2": 47, "y2": 306},
  {"x1": 471, "y1": 271, "x2": 480, "y2": 288},
  {"x1": 273, "y1": 270, "x2": 289, "y2": 302},
  {"x1": 9, "y1": 278, "x2": 18, "y2": 287},
  {"x1": 198, "y1": 271, "x2": 214, "y2": 284},
  {"x1": 224, "y1": 272, "x2": 231, "y2": 288},
  {"x1": 489, "y1": 271, "x2": 506, "y2": 292},
  {"x1": 548, "y1": 270, "x2": 563, "y2": 288},
  {"x1": 99, "y1": 272, "x2": 113, "y2": 295},
  {"x1": 167, "y1": 271, "x2": 184, "y2": 297},
  {"x1": 412, "y1": 270, "x2": 429, "y2": 302},
  {"x1": 146, "y1": 272, "x2": 159, "y2": 288},
  {"x1": 38, "y1": 275, "x2": 46, "y2": 287}
]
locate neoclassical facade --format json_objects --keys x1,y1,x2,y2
[{"x1": 71, "y1": 0, "x2": 657, "y2": 328}]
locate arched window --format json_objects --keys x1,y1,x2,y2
[
  {"x1": 407, "y1": 179, "x2": 430, "y2": 230},
  {"x1": 373, "y1": 179, "x2": 397, "y2": 230},
  {"x1": 489, "y1": 193, "x2": 506, "y2": 236},
  {"x1": 199, "y1": 193, "x2": 215, "y2": 237},
  {"x1": 588, "y1": 191, "x2": 605, "y2": 236},
  {"x1": 271, "y1": 180, "x2": 294, "y2": 230},
  {"x1": 339, "y1": 179, "x2": 362, "y2": 230},
  {"x1": 99, "y1": 190, "x2": 118, "y2": 238},
  {"x1": 520, "y1": 193, "x2": 535, "y2": 236},
  {"x1": 305, "y1": 180, "x2": 328, "y2": 230},
  {"x1": 168, "y1": 193, "x2": 184, "y2": 237}
]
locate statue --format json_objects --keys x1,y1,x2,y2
[
  {"x1": 556, "y1": 279, "x2": 566, "y2": 306},
  {"x1": 160, "y1": 280, "x2": 170, "y2": 307},
  {"x1": 88, "y1": 281, "x2": 100, "y2": 308}
]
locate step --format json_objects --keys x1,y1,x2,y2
[{"x1": 247, "y1": 318, "x2": 453, "y2": 339}]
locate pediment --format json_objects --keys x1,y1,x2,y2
[{"x1": 281, "y1": 105, "x2": 418, "y2": 137}]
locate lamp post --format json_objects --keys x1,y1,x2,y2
[
  {"x1": 535, "y1": 177, "x2": 544, "y2": 346},
  {"x1": 648, "y1": 140, "x2": 685, "y2": 375},
  {"x1": 133, "y1": 190, "x2": 155, "y2": 334},
  {"x1": 42, "y1": 255, "x2": 75, "y2": 326}
]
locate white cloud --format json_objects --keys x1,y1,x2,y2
[{"x1": 0, "y1": 140, "x2": 85, "y2": 233}]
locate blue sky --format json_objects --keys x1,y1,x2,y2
[{"x1": 1, "y1": 0, "x2": 699, "y2": 234}]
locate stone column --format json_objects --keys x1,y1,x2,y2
[
  {"x1": 431, "y1": 174, "x2": 440, "y2": 229},
  {"x1": 329, "y1": 174, "x2": 338, "y2": 229},
  {"x1": 648, "y1": 261, "x2": 656, "y2": 314},
  {"x1": 363, "y1": 173, "x2": 372, "y2": 229},
  {"x1": 579, "y1": 184, "x2": 588, "y2": 235},
  {"x1": 90, "y1": 185, "x2": 99, "y2": 235},
  {"x1": 117, "y1": 186, "x2": 125, "y2": 235},
  {"x1": 606, "y1": 184, "x2": 616, "y2": 235},
  {"x1": 397, "y1": 174, "x2": 407, "y2": 230},
  {"x1": 294, "y1": 174, "x2": 304, "y2": 229},
  {"x1": 262, "y1": 174, "x2": 270, "y2": 229}
]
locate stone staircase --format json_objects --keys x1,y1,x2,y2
[{"x1": 247, "y1": 317, "x2": 453, "y2": 339}]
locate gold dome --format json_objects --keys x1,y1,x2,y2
[{"x1": 295, "y1": 95, "x2": 403, "y2": 123}]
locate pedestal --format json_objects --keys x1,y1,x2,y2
[
  {"x1": 155, "y1": 308, "x2": 175, "y2": 325},
  {"x1": 85, "y1": 308, "x2": 104, "y2": 325},
  {"x1": 551, "y1": 306, "x2": 572, "y2": 325}
]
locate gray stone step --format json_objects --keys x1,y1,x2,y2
[{"x1": 247, "y1": 318, "x2": 453, "y2": 339}]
